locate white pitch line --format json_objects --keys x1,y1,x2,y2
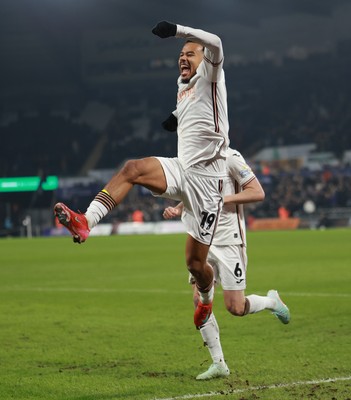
[
  {"x1": 151, "y1": 376, "x2": 351, "y2": 400},
  {"x1": 283, "y1": 291, "x2": 351, "y2": 298}
]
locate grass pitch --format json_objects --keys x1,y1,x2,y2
[{"x1": 0, "y1": 229, "x2": 350, "y2": 400}]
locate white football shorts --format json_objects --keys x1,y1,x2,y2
[
  {"x1": 189, "y1": 244, "x2": 247, "y2": 290},
  {"x1": 153, "y1": 157, "x2": 223, "y2": 245}
]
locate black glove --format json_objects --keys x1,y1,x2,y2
[
  {"x1": 152, "y1": 21, "x2": 177, "y2": 38},
  {"x1": 162, "y1": 113, "x2": 178, "y2": 132}
]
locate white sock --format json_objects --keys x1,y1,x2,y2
[
  {"x1": 85, "y1": 189, "x2": 117, "y2": 229},
  {"x1": 199, "y1": 285, "x2": 214, "y2": 304},
  {"x1": 85, "y1": 200, "x2": 109, "y2": 229},
  {"x1": 246, "y1": 294, "x2": 275, "y2": 314},
  {"x1": 199, "y1": 313, "x2": 225, "y2": 364}
]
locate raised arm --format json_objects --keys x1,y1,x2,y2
[
  {"x1": 175, "y1": 25, "x2": 223, "y2": 66},
  {"x1": 152, "y1": 21, "x2": 224, "y2": 81}
]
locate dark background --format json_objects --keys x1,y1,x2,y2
[{"x1": 1, "y1": 0, "x2": 351, "y2": 233}]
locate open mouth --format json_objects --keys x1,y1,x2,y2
[{"x1": 180, "y1": 64, "x2": 190, "y2": 77}]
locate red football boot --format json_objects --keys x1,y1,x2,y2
[{"x1": 54, "y1": 202, "x2": 90, "y2": 243}]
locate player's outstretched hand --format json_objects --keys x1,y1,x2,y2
[
  {"x1": 162, "y1": 113, "x2": 178, "y2": 132},
  {"x1": 152, "y1": 21, "x2": 177, "y2": 38}
]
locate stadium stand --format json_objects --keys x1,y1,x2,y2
[{"x1": 1, "y1": 42, "x2": 351, "y2": 235}]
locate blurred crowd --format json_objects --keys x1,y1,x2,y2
[
  {"x1": 106, "y1": 165, "x2": 351, "y2": 223},
  {"x1": 1, "y1": 45, "x2": 351, "y2": 234}
]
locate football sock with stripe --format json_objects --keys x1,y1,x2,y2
[
  {"x1": 197, "y1": 281, "x2": 214, "y2": 305},
  {"x1": 85, "y1": 189, "x2": 117, "y2": 229}
]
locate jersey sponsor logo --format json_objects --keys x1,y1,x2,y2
[
  {"x1": 177, "y1": 87, "x2": 195, "y2": 102},
  {"x1": 236, "y1": 279, "x2": 244, "y2": 284}
]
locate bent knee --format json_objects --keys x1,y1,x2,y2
[
  {"x1": 121, "y1": 159, "x2": 142, "y2": 182},
  {"x1": 226, "y1": 303, "x2": 246, "y2": 317},
  {"x1": 187, "y1": 263, "x2": 199, "y2": 275},
  {"x1": 186, "y1": 259, "x2": 203, "y2": 276}
]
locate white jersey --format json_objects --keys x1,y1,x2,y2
[
  {"x1": 212, "y1": 148, "x2": 256, "y2": 247},
  {"x1": 174, "y1": 25, "x2": 229, "y2": 173}
]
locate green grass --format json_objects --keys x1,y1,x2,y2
[{"x1": 0, "y1": 229, "x2": 350, "y2": 400}]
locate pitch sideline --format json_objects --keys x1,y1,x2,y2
[{"x1": 152, "y1": 376, "x2": 351, "y2": 400}]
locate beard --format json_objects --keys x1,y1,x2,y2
[{"x1": 181, "y1": 72, "x2": 196, "y2": 84}]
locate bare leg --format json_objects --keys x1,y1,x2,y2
[
  {"x1": 185, "y1": 235, "x2": 213, "y2": 290},
  {"x1": 186, "y1": 236, "x2": 215, "y2": 328},
  {"x1": 104, "y1": 157, "x2": 167, "y2": 204},
  {"x1": 223, "y1": 290, "x2": 276, "y2": 316},
  {"x1": 223, "y1": 290, "x2": 248, "y2": 316}
]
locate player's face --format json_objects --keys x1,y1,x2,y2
[{"x1": 178, "y1": 42, "x2": 204, "y2": 83}]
